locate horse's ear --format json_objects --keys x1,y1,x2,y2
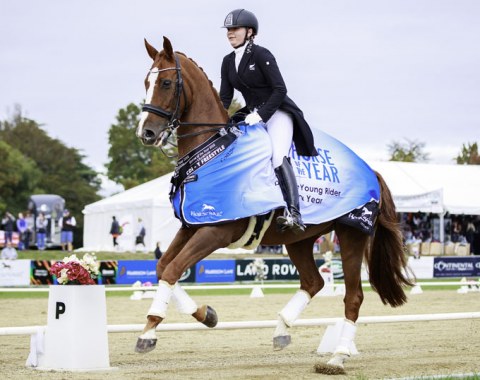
[
  {"x1": 163, "y1": 36, "x2": 174, "y2": 61},
  {"x1": 144, "y1": 39, "x2": 158, "y2": 60}
]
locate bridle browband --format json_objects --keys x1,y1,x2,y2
[{"x1": 141, "y1": 53, "x2": 230, "y2": 142}]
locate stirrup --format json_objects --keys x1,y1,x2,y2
[{"x1": 277, "y1": 212, "x2": 305, "y2": 234}]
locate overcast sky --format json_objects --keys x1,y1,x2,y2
[{"x1": 1, "y1": 0, "x2": 479, "y2": 178}]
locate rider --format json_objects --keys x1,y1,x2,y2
[{"x1": 220, "y1": 9, "x2": 318, "y2": 234}]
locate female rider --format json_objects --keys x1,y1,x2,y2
[{"x1": 220, "y1": 8, "x2": 318, "y2": 234}]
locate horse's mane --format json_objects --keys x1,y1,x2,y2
[{"x1": 176, "y1": 52, "x2": 229, "y2": 120}]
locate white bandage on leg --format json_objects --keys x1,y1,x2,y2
[
  {"x1": 147, "y1": 280, "x2": 174, "y2": 318},
  {"x1": 278, "y1": 290, "x2": 311, "y2": 327},
  {"x1": 172, "y1": 283, "x2": 198, "y2": 315},
  {"x1": 334, "y1": 319, "x2": 357, "y2": 356}
]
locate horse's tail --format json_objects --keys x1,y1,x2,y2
[{"x1": 365, "y1": 171, "x2": 414, "y2": 307}]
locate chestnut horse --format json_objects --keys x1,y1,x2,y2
[{"x1": 135, "y1": 37, "x2": 412, "y2": 374}]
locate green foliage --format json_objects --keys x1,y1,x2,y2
[
  {"x1": 227, "y1": 98, "x2": 244, "y2": 117},
  {"x1": 0, "y1": 141, "x2": 41, "y2": 213},
  {"x1": 106, "y1": 103, "x2": 176, "y2": 189},
  {"x1": 456, "y1": 142, "x2": 480, "y2": 165},
  {"x1": 388, "y1": 139, "x2": 429, "y2": 162},
  {"x1": 0, "y1": 108, "x2": 101, "y2": 246}
]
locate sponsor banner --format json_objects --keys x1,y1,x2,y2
[
  {"x1": 0, "y1": 259, "x2": 31, "y2": 286},
  {"x1": 117, "y1": 260, "x2": 158, "y2": 284},
  {"x1": 408, "y1": 256, "x2": 434, "y2": 279},
  {"x1": 196, "y1": 260, "x2": 235, "y2": 283},
  {"x1": 116, "y1": 260, "x2": 195, "y2": 284},
  {"x1": 31, "y1": 260, "x2": 54, "y2": 285},
  {"x1": 235, "y1": 259, "x2": 333, "y2": 281},
  {"x1": 98, "y1": 261, "x2": 117, "y2": 285},
  {"x1": 433, "y1": 256, "x2": 480, "y2": 278}
]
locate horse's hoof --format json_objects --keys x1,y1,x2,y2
[
  {"x1": 202, "y1": 305, "x2": 218, "y2": 328},
  {"x1": 314, "y1": 363, "x2": 346, "y2": 375},
  {"x1": 135, "y1": 337, "x2": 157, "y2": 353},
  {"x1": 273, "y1": 335, "x2": 291, "y2": 351}
]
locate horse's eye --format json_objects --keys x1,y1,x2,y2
[{"x1": 162, "y1": 79, "x2": 172, "y2": 88}]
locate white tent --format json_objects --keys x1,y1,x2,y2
[
  {"x1": 82, "y1": 161, "x2": 480, "y2": 251},
  {"x1": 369, "y1": 161, "x2": 480, "y2": 215},
  {"x1": 82, "y1": 173, "x2": 181, "y2": 252}
]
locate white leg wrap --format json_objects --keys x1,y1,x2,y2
[
  {"x1": 278, "y1": 290, "x2": 311, "y2": 327},
  {"x1": 172, "y1": 283, "x2": 198, "y2": 315},
  {"x1": 273, "y1": 316, "x2": 289, "y2": 337},
  {"x1": 334, "y1": 319, "x2": 357, "y2": 356},
  {"x1": 147, "y1": 280, "x2": 174, "y2": 318}
]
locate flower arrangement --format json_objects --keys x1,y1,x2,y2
[{"x1": 50, "y1": 253, "x2": 99, "y2": 285}]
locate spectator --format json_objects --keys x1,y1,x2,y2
[
  {"x1": 59, "y1": 209, "x2": 76, "y2": 252},
  {"x1": 110, "y1": 216, "x2": 121, "y2": 248},
  {"x1": 154, "y1": 241, "x2": 163, "y2": 260},
  {"x1": 16, "y1": 213, "x2": 28, "y2": 250},
  {"x1": 1, "y1": 242, "x2": 18, "y2": 260},
  {"x1": 1, "y1": 211, "x2": 16, "y2": 246},
  {"x1": 36, "y1": 212, "x2": 47, "y2": 250},
  {"x1": 135, "y1": 218, "x2": 146, "y2": 251},
  {"x1": 24, "y1": 211, "x2": 35, "y2": 250}
]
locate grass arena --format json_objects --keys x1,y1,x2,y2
[{"x1": 1, "y1": 285, "x2": 479, "y2": 380}]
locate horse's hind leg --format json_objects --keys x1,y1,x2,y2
[
  {"x1": 273, "y1": 237, "x2": 322, "y2": 350},
  {"x1": 322, "y1": 224, "x2": 367, "y2": 373}
]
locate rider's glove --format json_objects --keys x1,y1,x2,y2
[{"x1": 244, "y1": 112, "x2": 263, "y2": 125}]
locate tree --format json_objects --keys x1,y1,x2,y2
[
  {"x1": 0, "y1": 141, "x2": 41, "y2": 213},
  {"x1": 387, "y1": 139, "x2": 429, "y2": 162},
  {"x1": 227, "y1": 98, "x2": 243, "y2": 117},
  {"x1": 106, "y1": 103, "x2": 176, "y2": 189},
  {"x1": 0, "y1": 108, "x2": 101, "y2": 246},
  {"x1": 455, "y1": 142, "x2": 480, "y2": 165}
]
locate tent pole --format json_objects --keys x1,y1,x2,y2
[{"x1": 439, "y1": 211, "x2": 445, "y2": 255}]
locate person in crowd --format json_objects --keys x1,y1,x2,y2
[
  {"x1": 1, "y1": 241, "x2": 18, "y2": 260},
  {"x1": 110, "y1": 216, "x2": 121, "y2": 248},
  {"x1": 24, "y1": 211, "x2": 35, "y2": 250},
  {"x1": 16, "y1": 213, "x2": 27, "y2": 250},
  {"x1": 154, "y1": 241, "x2": 163, "y2": 260},
  {"x1": 36, "y1": 212, "x2": 47, "y2": 250},
  {"x1": 220, "y1": 9, "x2": 318, "y2": 234},
  {"x1": 59, "y1": 209, "x2": 76, "y2": 252},
  {"x1": 135, "y1": 217, "x2": 146, "y2": 251},
  {"x1": 1, "y1": 211, "x2": 16, "y2": 245}
]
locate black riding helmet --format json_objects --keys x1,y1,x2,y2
[{"x1": 223, "y1": 9, "x2": 259, "y2": 35}]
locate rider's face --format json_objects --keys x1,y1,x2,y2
[{"x1": 226, "y1": 27, "x2": 251, "y2": 48}]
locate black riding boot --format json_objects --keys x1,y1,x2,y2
[{"x1": 274, "y1": 157, "x2": 305, "y2": 234}]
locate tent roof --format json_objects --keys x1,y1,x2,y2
[
  {"x1": 83, "y1": 172, "x2": 172, "y2": 214},
  {"x1": 369, "y1": 161, "x2": 480, "y2": 215}
]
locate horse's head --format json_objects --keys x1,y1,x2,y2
[{"x1": 136, "y1": 36, "x2": 186, "y2": 146}]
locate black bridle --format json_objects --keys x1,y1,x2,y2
[
  {"x1": 141, "y1": 53, "x2": 230, "y2": 144},
  {"x1": 141, "y1": 54, "x2": 186, "y2": 131}
]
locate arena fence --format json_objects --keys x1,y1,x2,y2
[{"x1": 1, "y1": 312, "x2": 480, "y2": 337}]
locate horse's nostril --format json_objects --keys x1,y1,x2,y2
[{"x1": 143, "y1": 129, "x2": 156, "y2": 139}]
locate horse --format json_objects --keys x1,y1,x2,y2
[{"x1": 134, "y1": 36, "x2": 413, "y2": 374}]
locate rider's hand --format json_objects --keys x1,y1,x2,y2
[{"x1": 244, "y1": 112, "x2": 263, "y2": 125}]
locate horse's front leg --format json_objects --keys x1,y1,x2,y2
[
  {"x1": 135, "y1": 228, "x2": 194, "y2": 353},
  {"x1": 136, "y1": 223, "x2": 246, "y2": 353}
]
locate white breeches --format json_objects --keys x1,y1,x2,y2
[{"x1": 264, "y1": 109, "x2": 294, "y2": 168}]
